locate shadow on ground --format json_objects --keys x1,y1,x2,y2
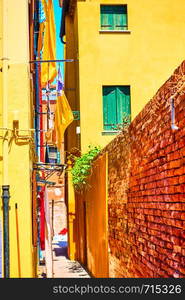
[
  {"x1": 67, "y1": 261, "x2": 88, "y2": 274},
  {"x1": 52, "y1": 240, "x2": 91, "y2": 277},
  {"x1": 53, "y1": 246, "x2": 68, "y2": 257}
]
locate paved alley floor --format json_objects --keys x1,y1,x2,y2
[{"x1": 52, "y1": 241, "x2": 91, "y2": 278}]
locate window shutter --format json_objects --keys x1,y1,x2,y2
[
  {"x1": 103, "y1": 86, "x2": 117, "y2": 130},
  {"x1": 101, "y1": 5, "x2": 113, "y2": 30},
  {"x1": 113, "y1": 5, "x2": 127, "y2": 30},
  {"x1": 116, "y1": 86, "x2": 131, "y2": 125},
  {"x1": 101, "y1": 5, "x2": 127, "y2": 31},
  {"x1": 103, "y1": 86, "x2": 131, "y2": 131}
]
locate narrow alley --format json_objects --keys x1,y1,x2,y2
[
  {"x1": 38, "y1": 198, "x2": 90, "y2": 278},
  {"x1": 38, "y1": 239, "x2": 90, "y2": 278},
  {"x1": 52, "y1": 242, "x2": 90, "y2": 278}
]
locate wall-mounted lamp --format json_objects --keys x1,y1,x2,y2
[{"x1": 12, "y1": 110, "x2": 34, "y2": 142}]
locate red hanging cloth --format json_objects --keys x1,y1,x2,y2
[{"x1": 39, "y1": 187, "x2": 45, "y2": 251}]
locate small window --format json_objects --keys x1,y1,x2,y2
[
  {"x1": 103, "y1": 86, "x2": 131, "y2": 131},
  {"x1": 100, "y1": 5, "x2": 128, "y2": 31},
  {"x1": 45, "y1": 146, "x2": 60, "y2": 164}
]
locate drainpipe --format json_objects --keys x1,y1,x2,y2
[
  {"x1": 2, "y1": 0, "x2": 10, "y2": 278},
  {"x1": 1, "y1": 186, "x2": 10, "y2": 278}
]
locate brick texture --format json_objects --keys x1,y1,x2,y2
[{"x1": 103, "y1": 61, "x2": 185, "y2": 278}]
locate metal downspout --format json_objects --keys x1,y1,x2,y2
[
  {"x1": 34, "y1": 0, "x2": 40, "y2": 159},
  {"x1": 35, "y1": 63, "x2": 40, "y2": 159},
  {"x1": 2, "y1": 186, "x2": 10, "y2": 278}
]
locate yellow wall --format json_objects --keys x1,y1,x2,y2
[
  {"x1": 0, "y1": 0, "x2": 3, "y2": 278},
  {"x1": 65, "y1": 7, "x2": 81, "y2": 153},
  {"x1": 0, "y1": 0, "x2": 34, "y2": 277},
  {"x1": 65, "y1": 0, "x2": 185, "y2": 152}
]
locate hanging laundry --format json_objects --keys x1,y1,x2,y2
[
  {"x1": 48, "y1": 111, "x2": 54, "y2": 129},
  {"x1": 45, "y1": 65, "x2": 64, "y2": 146},
  {"x1": 41, "y1": 0, "x2": 57, "y2": 87},
  {"x1": 45, "y1": 96, "x2": 57, "y2": 146},
  {"x1": 59, "y1": 228, "x2": 68, "y2": 235},
  {"x1": 45, "y1": 128, "x2": 57, "y2": 145},
  {"x1": 54, "y1": 67, "x2": 74, "y2": 149},
  {"x1": 56, "y1": 66, "x2": 64, "y2": 92},
  {"x1": 54, "y1": 91, "x2": 74, "y2": 149},
  {"x1": 38, "y1": 188, "x2": 45, "y2": 251}
]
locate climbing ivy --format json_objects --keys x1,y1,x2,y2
[{"x1": 70, "y1": 145, "x2": 101, "y2": 191}]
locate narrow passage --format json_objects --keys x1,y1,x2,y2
[{"x1": 52, "y1": 241, "x2": 90, "y2": 278}]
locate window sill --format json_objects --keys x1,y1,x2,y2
[
  {"x1": 99, "y1": 30, "x2": 131, "y2": 34},
  {"x1": 102, "y1": 130, "x2": 120, "y2": 136}
]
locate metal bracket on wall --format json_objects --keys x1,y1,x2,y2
[
  {"x1": 33, "y1": 162, "x2": 66, "y2": 180},
  {"x1": 170, "y1": 97, "x2": 179, "y2": 131},
  {"x1": 73, "y1": 111, "x2": 80, "y2": 120}
]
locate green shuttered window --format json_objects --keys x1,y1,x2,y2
[
  {"x1": 100, "y1": 5, "x2": 128, "y2": 31},
  {"x1": 103, "y1": 86, "x2": 131, "y2": 131}
]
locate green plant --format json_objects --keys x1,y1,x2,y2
[{"x1": 71, "y1": 145, "x2": 101, "y2": 191}]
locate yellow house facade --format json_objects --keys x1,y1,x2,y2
[
  {"x1": 62, "y1": 0, "x2": 185, "y2": 152},
  {"x1": 0, "y1": 0, "x2": 35, "y2": 277},
  {"x1": 61, "y1": 0, "x2": 185, "y2": 263}
]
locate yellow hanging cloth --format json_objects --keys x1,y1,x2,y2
[
  {"x1": 54, "y1": 91, "x2": 74, "y2": 149},
  {"x1": 41, "y1": 0, "x2": 57, "y2": 87}
]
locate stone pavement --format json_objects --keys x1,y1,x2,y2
[{"x1": 52, "y1": 241, "x2": 90, "y2": 278}]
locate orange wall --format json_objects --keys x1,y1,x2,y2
[{"x1": 85, "y1": 152, "x2": 108, "y2": 277}]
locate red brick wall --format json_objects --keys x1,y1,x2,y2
[{"x1": 104, "y1": 61, "x2": 185, "y2": 277}]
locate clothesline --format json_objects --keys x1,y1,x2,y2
[{"x1": 29, "y1": 59, "x2": 74, "y2": 63}]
